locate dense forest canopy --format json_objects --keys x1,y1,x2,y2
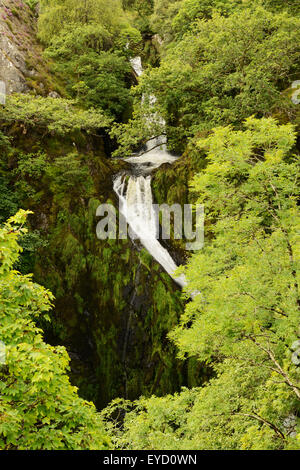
[
  {"x1": 0, "y1": 0, "x2": 299, "y2": 451},
  {"x1": 113, "y1": 3, "x2": 300, "y2": 153}
]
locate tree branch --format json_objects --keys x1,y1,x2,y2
[{"x1": 248, "y1": 336, "x2": 300, "y2": 400}]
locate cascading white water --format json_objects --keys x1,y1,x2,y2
[
  {"x1": 113, "y1": 57, "x2": 188, "y2": 289},
  {"x1": 130, "y1": 57, "x2": 143, "y2": 77},
  {"x1": 124, "y1": 140, "x2": 178, "y2": 175},
  {"x1": 114, "y1": 174, "x2": 187, "y2": 289}
]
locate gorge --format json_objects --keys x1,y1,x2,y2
[{"x1": 0, "y1": 0, "x2": 299, "y2": 451}]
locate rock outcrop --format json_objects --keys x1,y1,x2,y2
[{"x1": 0, "y1": 0, "x2": 58, "y2": 95}]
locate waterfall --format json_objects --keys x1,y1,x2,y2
[
  {"x1": 115, "y1": 175, "x2": 158, "y2": 241},
  {"x1": 124, "y1": 140, "x2": 178, "y2": 175},
  {"x1": 130, "y1": 57, "x2": 143, "y2": 77},
  {"x1": 113, "y1": 56, "x2": 188, "y2": 289},
  {"x1": 114, "y1": 175, "x2": 187, "y2": 289}
]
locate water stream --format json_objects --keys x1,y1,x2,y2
[{"x1": 113, "y1": 57, "x2": 187, "y2": 289}]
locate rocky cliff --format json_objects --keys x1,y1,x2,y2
[{"x1": 0, "y1": 0, "x2": 59, "y2": 95}]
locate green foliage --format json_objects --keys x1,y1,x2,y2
[
  {"x1": 0, "y1": 131, "x2": 17, "y2": 223},
  {"x1": 123, "y1": 0, "x2": 154, "y2": 15},
  {"x1": 51, "y1": 51, "x2": 133, "y2": 117},
  {"x1": 15, "y1": 230, "x2": 48, "y2": 275},
  {"x1": 1, "y1": 151, "x2": 49, "y2": 226},
  {"x1": 0, "y1": 211, "x2": 110, "y2": 449},
  {"x1": 120, "y1": 5, "x2": 300, "y2": 153},
  {"x1": 0, "y1": 94, "x2": 112, "y2": 134},
  {"x1": 151, "y1": 0, "x2": 244, "y2": 41},
  {"x1": 172, "y1": 0, "x2": 243, "y2": 36},
  {"x1": 263, "y1": 0, "x2": 300, "y2": 15},
  {"x1": 110, "y1": 97, "x2": 165, "y2": 156},
  {"x1": 150, "y1": 0, "x2": 182, "y2": 43},
  {"x1": 0, "y1": 131, "x2": 11, "y2": 151},
  {"x1": 38, "y1": 0, "x2": 142, "y2": 118},
  {"x1": 121, "y1": 0, "x2": 155, "y2": 35},
  {"x1": 14, "y1": 151, "x2": 47, "y2": 179},
  {"x1": 0, "y1": 177, "x2": 19, "y2": 224},
  {"x1": 150, "y1": 0, "x2": 300, "y2": 44},
  {"x1": 24, "y1": 0, "x2": 39, "y2": 12},
  {"x1": 104, "y1": 118, "x2": 300, "y2": 450},
  {"x1": 2, "y1": 0, "x2": 300, "y2": 452},
  {"x1": 25, "y1": 0, "x2": 39, "y2": 12},
  {"x1": 46, "y1": 153, "x2": 94, "y2": 205},
  {"x1": 38, "y1": 0, "x2": 127, "y2": 45}
]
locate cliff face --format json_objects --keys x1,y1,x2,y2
[{"x1": 0, "y1": 0, "x2": 59, "y2": 96}]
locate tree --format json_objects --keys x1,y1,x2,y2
[
  {"x1": 150, "y1": 0, "x2": 182, "y2": 41},
  {"x1": 0, "y1": 211, "x2": 111, "y2": 450},
  {"x1": 123, "y1": 6, "x2": 300, "y2": 153},
  {"x1": 103, "y1": 118, "x2": 300, "y2": 450},
  {"x1": 0, "y1": 95, "x2": 112, "y2": 134},
  {"x1": 38, "y1": 0, "x2": 126, "y2": 44},
  {"x1": 172, "y1": 0, "x2": 244, "y2": 37},
  {"x1": 38, "y1": 0, "x2": 142, "y2": 119},
  {"x1": 263, "y1": 0, "x2": 300, "y2": 15},
  {"x1": 62, "y1": 52, "x2": 133, "y2": 117}
]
